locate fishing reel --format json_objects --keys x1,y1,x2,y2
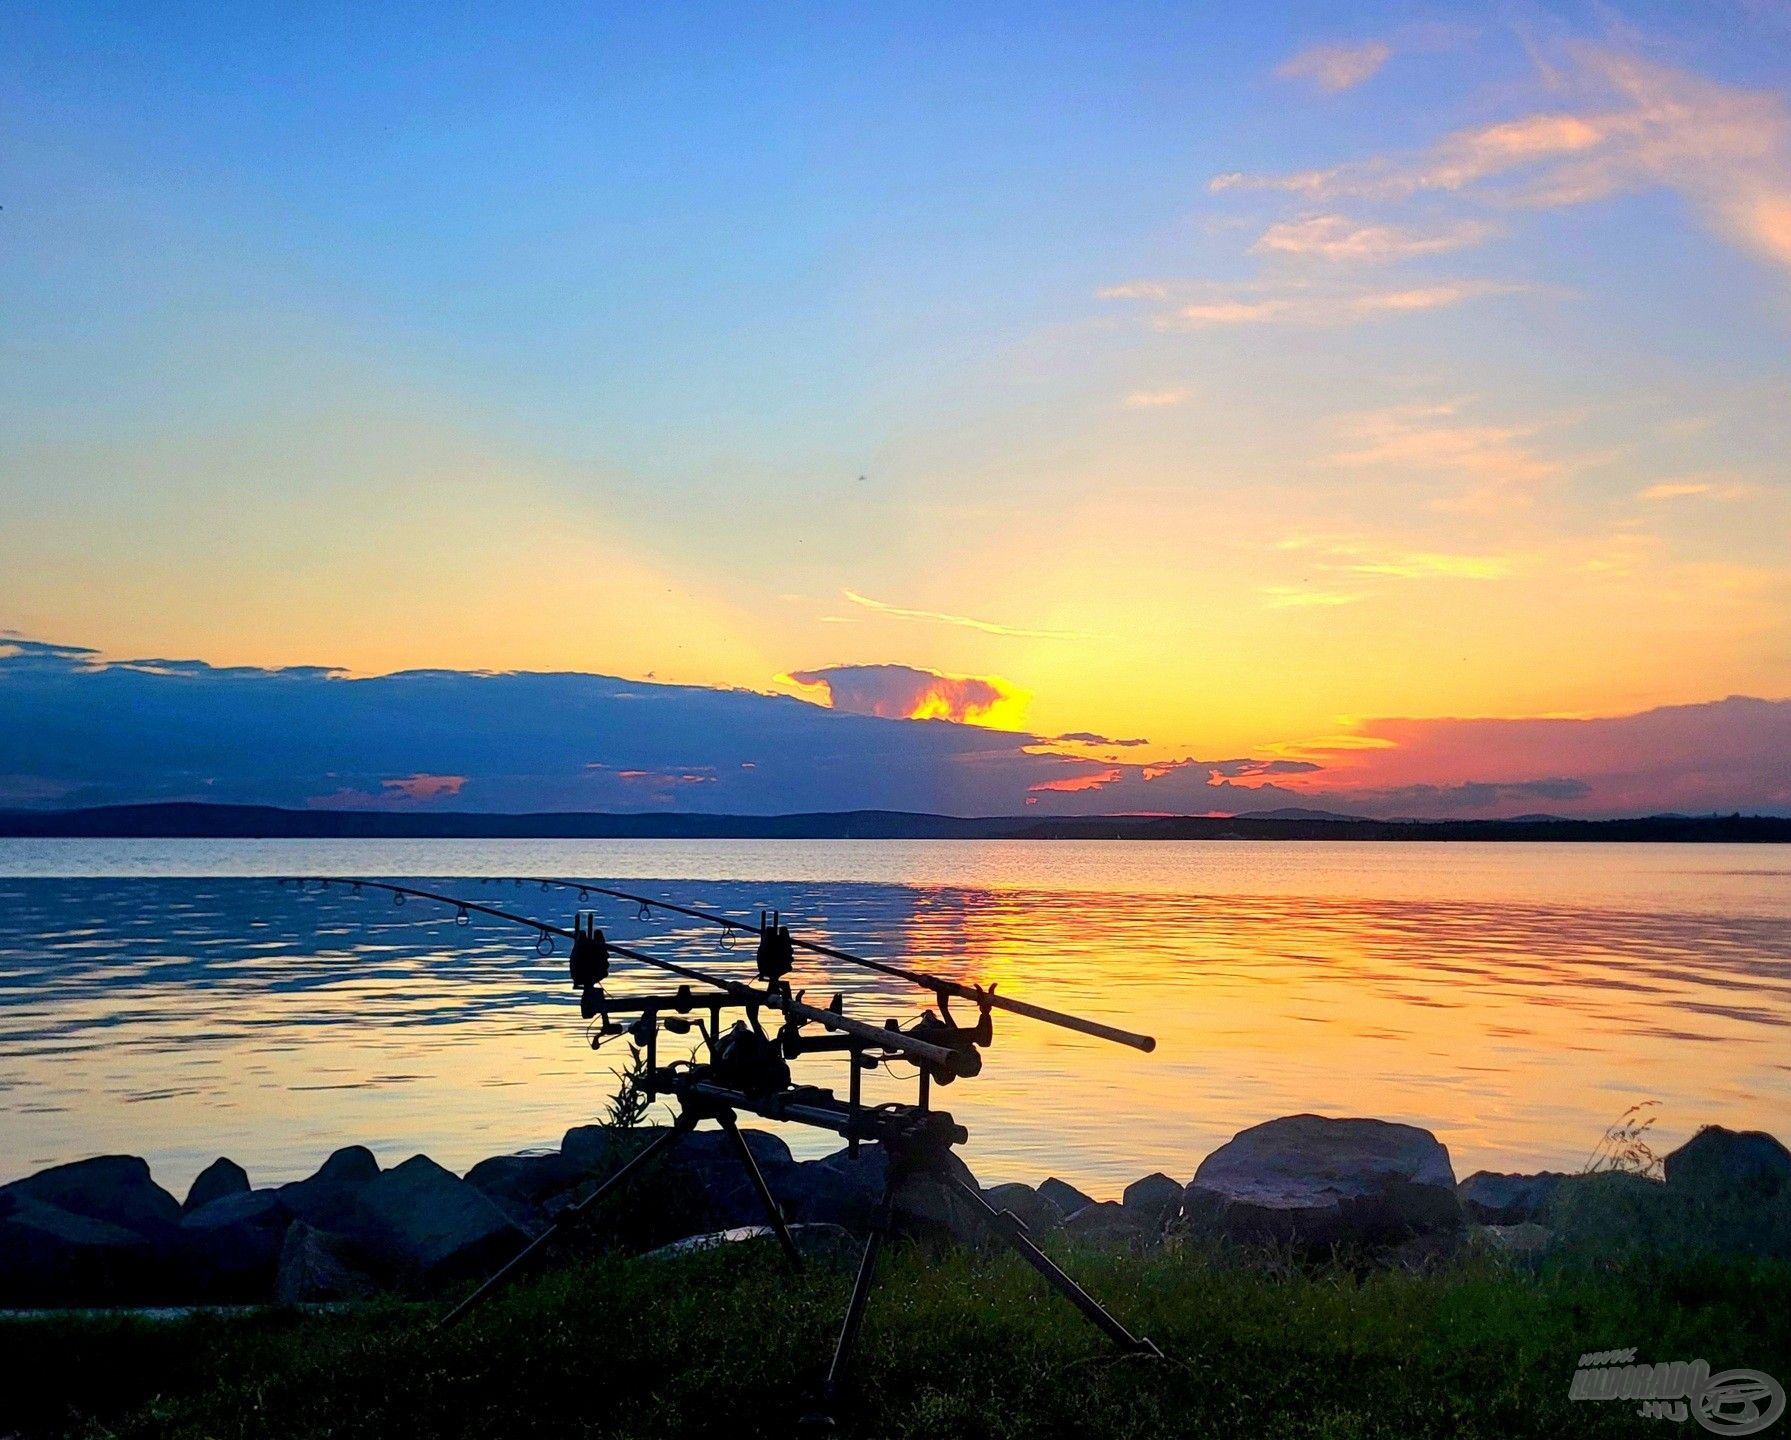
[
  {"x1": 905, "y1": 986, "x2": 994, "y2": 1084},
  {"x1": 707, "y1": 1013, "x2": 791, "y2": 1098}
]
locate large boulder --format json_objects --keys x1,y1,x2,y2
[
  {"x1": 274, "y1": 1222, "x2": 381, "y2": 1304},
  {"x1": 562, "y1": 1124, "x2": 624, "y2": 1174},
  {"x1": 1183, "y1": 1115, "x2": 1462, "y2": 1247},
  {"x1": 562, "y1": 1124, "x2": 678, "y2": 1174},
  {"x1": 0, "y1": 1196, "x2": 166, "y2": 1305},
  {"x1": 1122, "y1": 1173, "x2": 1184, "y2": 1232},
  {"x1": 665, "y1": 1128, "x2": 803, "y2": 1229},
  {"x1": 183, "y1": 1158, "x2": 250, "y2": 1214},
  {"x1": 1038, "y1": 1177, "x2": 1095, "y2": 1220},
  {"x1": 1665, "y1": 1127, "x2": 1791, "y2": 1200},
  {"x1": 790, "y1": 1144, "x2": 984, "y2": 1244},
  {"x1": 278, "y1": 1146, "x2": 381, "y2": 1230},
  {"x1": 178, "y1": 1190, "x2": 293, "y2": 1298},
  {"x1": 464, "y1": 1151, "x2": 592, "y2": 1234},
  {"x1": 1457, "y1": 1171, "x2": 1567, "y2": 1225},
  {"x1": 666, "y1": 1124, "x2": 798, "y2": 1217},
  {"x1": 0, "y1": 1156, "x2": 181, "y2": 1242},
  {"x1": 982, "y1": 1182, "x2": 1064, "y2": 1237},
  {"x1": 350, "y1": 1155, "x2": 526, "y2": 1290},
  {"x1": 1064, "y1": 1200, "x2": 1155, "y2": 1248}
]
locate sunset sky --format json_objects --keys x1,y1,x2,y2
[{"x1": 4, "y1": 3, "x2": 1789, "y2": 816}]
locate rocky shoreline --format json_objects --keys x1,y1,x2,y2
[{"x1": 3, "y1": 1114, "x2": 1786, "y2": 1310}]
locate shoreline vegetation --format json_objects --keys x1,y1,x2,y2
[
  {"x1": 2, "y1": 802, "x2": 1789, "y2": 842},
  {"x1": 7, "y1": 1238, "x2": 1786, "y2": 1439},
  {"x1": 3, "y1": 1114, "x2": 1787, "y2": 1437}
]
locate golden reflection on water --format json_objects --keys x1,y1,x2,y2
[{"x1": 0, "y1": 847, "x2": 1787, "y2": 1197}]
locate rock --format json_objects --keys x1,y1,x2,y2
[
  {"x1": 791, "y1": 1144, "x2": 984, "y2": 1244},
  {"x1": 666, "y1": 1129, "x2": 803, "y2": 1229},
  {"x1": 1122, "y1": 1173, "x2": 1183, "y2": 1231},
  {"x1": 179, "y1": 1190, "x2": 292, "y2": 1298},
  {"x1": 1064, "y1": 1201, "x2": 1154, "y2": 1248},
  {"x1": 464, "y1": 1151, "x2": 592, "y2": 1234},
  {"x1": 1038, "y1": 1177, "x2": 1095, "y2": 1220},
  {"x1": 1457, "y1": 1171, "x2": 1567, "y2": 1225},
  {"x1": 277, "y1": 1146, "x2": 381, "y2": 1230},
  {"x1": 561, "y1": 1124, "x2": 621, "y2": 1173},
  {"x1": 183, "y1": 1158, "x2": 250, "y2": 1214},
  {"x1": 0, "y1": 1155, "x2": 181, "y2": 1241},
  {"x1": 562, "y1": 1124, "x2": 678, "y2": 1174},
  {"x1": 274, "y1": 1222, "x2": 381, "y2": 1304},
  {"x1": 350, "y1": 1155, "x2": 526, "y2": 1290},
  {"x1": 1183, "y1": 1114, "x2": 1462, "y2": 1247},
  {"x1": 1664, "y1": 1126, "x2": 1791, "y2": 1199},
  {"x1": 642, "y1": 1223, "x2": 858, "y2": 1264},
  {"x1": 0, "y1": 1196, "x2": 166, "y2": 1305},
  {"x1": 982, "y1": 1182, "x2": 1064, "y2": 1237}
]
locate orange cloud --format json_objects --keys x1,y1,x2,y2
[
  {"x1": 381, "y1": 773, "x2": 465, "y2": 802},
  {"x1": 1028, "y1": 767, "x2": 1122, "y2": 794},
  {"x1": 1277, "y1": 696, "x2": 1791, "y2": 816},
  {"x1": 784, "y1": 664, "x2": 1030, "y2": 728}
]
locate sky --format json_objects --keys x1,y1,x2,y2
[{"x1": 2, "y1": 2, "x2": 1789, "y2": 817}]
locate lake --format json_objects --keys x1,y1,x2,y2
[{"x1": 1, "y1": 839, "x2": 1787, "y2": 1198}]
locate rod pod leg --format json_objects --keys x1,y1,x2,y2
[
  {"x1": 947, "y1": 1176, "x2": 1161, "y2": 1358},
  {"x1": 801, "y1": 1186, "x2": 895, "y2": 1435},
  {"x1": 717, "y1": 1109, "x2": 803, "y2": 1270},
  {"x1": 438, "y1": 1115, "x2": 693, "y2": 1331}
]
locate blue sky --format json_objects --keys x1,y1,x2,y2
[{"x1": 3, "y1": 3, "x2": 1789, "y2": 814}]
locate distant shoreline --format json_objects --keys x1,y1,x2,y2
[{"x1": 2, "y1": 802, "x2": 1787, "y2": 842}]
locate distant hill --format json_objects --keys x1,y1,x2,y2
[
  {"x1": 1, "y1": 802, "x2": 1787, "y2": 842},
  {"x1": 1242, "y1": 806, "x2": 1369, "y2": 822}
]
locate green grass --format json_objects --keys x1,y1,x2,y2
[{"x1": 4, "y1": 1236, "x2": 1786, "y2": 1439}]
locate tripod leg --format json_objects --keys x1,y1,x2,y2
[
  {"x1": 718, "y1": 1111, "x2": 803, "y2": 1270},
  {"x1": 439, "y1": 1120, "x2": 689, "y2": 1330},
  {"x1": 807, "y1": 1188, "x2": 893, "y2": 1427},
  {"x1": 946, "y1": 1176, "x2": 1161, "y2": 1358}
]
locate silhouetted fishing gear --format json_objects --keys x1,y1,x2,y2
[
  {"x1": 513, "y1": 876, "x2": 1158, "y2": 1053},
  {"x1": 283, "y1": 878, "x2": 969, "y2": 1077},
  {"x1": 279, "y1": 872, "x2": 1160, "y2": 1429}
]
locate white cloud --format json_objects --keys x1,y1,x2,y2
[
  {"x1": 1275, "y1": 40, "x2": 1392, "y2": 93},
  {"x1": 1259, "y1": 585, "x2": 1364, "y2": 608},
  {"x1": 1122, "y1": 387, "x2": 1192, "y2": 409},
  {"x1": 1143, "y1": 279, "x2": 1518, "y2": 328},
  {"x1": 1218, "y1": 44, "x2": 1791, "y2": 270},
  {"x1": 841, "y1": 589, "x2": 1093, "y2": 640},
  {"x1": 1638, "y1": 479, "x2": 1754, "y2": 501},
  {"x1": 1251, "y1": 214, "x2": 1496, "y2": 261},
  {"x1": 1325, "y1": 400, "x2": 1562, "y2": 509}
]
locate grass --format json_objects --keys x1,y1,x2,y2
[{"x1": 4, "y1": 1232, "x2": 1786, "y2": 1439}]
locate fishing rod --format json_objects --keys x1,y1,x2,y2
[
  {"x1": 510, "y1": 876, "x2": 1157, "y2": 1054},
  {"x1": 282, "y1": 875, "x2": 1162, "y2": 1399},
  {"x1": 286, "y1": 878, "x2": 969, "y2": 1076}
]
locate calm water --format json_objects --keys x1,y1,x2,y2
[{"x1": 1, "y1": 840, "x2": 1786, "y2": 1197}]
